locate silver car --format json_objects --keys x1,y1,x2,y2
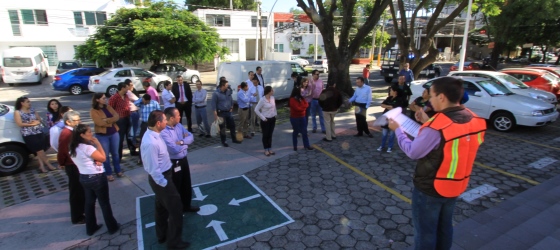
[
  {"x1": 149, "y1": 63, "x2": 201, "y2": 84},
  {"x1": 0, "y1": 104, "x2": 30, "y2": 176}
]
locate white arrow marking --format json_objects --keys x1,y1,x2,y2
[
  {"x1": 192, "y1": 187, "x2": 208, "y2": 201},
  {"x1": 228, "y1": 194, "x2": 261, "y2": 206},
  {"x1": 206, "y1": 220, "x2": 228, "y2": 241},
  {"x1": 145, "y1": 222, "x2": 155, "y2": 228}
]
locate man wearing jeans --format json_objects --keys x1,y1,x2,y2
[
  {"x1": 388, "y1": 77, "x2": 486, "y2": 249},
  {"x1": 108, "y1": 82, "x2": 137, "y2": 159},
  {"x1": 192, "y1": 80, "x2": 211, "y2": 138},
  {"x1": 309, "y1": 70, "x2": 325, "y2": 133},
  {"x1": 211, "y1": 80, "x2": 241, "y2": 147}
]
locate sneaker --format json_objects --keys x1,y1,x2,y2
[
  {"x1": 377, "y1": 146, "x2": 382, "y2": 151},
  {"x1": 387, "y1": 148, "x2": 392, "y2": 153}
]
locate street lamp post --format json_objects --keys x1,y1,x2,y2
[
  {"x1": 376, "y1": 15, "x2": 386, "y2": 66},
  {"x1": 263, "y1": 0, "x2": 279, "y2": 61},
  {"x1": 458, "y1": 0, "x2": 473, "y2": 71}
]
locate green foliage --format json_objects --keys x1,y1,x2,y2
[
  {"x1": 289, "y1": 7, "x2": 304, "y2": 14},
  {"x1": 75, "y1": 2, "x2": 227, "y2": 66},
  {"x1": 306, "y1": 44, "x2": 324, "y2": 56},
  {"x1": 185, "y1": 0, "x2": 256, "y2": 11},
  {"x1": 362, "y1": 29, "x2": 390, "y2": 49}
]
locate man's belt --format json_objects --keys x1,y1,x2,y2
[
  {"x1": 195, "y1": 105, "x2": 206, "y2": 108},
  {"x1": 241, "y1": 107, "x2": 249, "y2": 110}
]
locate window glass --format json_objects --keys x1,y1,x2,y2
[
  {"x1": 96, "y1": 12, "x2": 107, "y2": 25},
  {"x1": 115, "y1": 70, "x2": 131, "y2": 77},
  {"x1": 84, "y1": 12, "x2": 96, "y2": 25},
  {"x1": 35, "y1": 10, "x2": 48, "y2": 25},
  {"x1": 74, "y1": 12, "x2": 83, "y2": 27},
  {"x1": 9, "y1": 10, "x2": 21, "y2": 36},
  {"x1": 133, "y1": 69, "x2": 151, "y2": 77},
  {"x1": 21, "y1": 9, "x2": 34, "y2": 24},
  {"x1": 3, "y1": 58, "x2": 33, "y2": 67}
]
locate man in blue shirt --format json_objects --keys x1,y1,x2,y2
[
  {"x1": 141, "y1": 110, "x2": 189, "y2": 249},
  {"x1": 160, "y1": 107, "x2": 199, "y2": 213},
  {"x1": 398, "y1": 63, "x2": 414, "y2": 85},
  {"x1": 237, "y1": 82, "x2": 252, "y2": 139},
  {"x1": 348, "y1": 76, "x2": 373, "y2": 138},
  {"x1": 135, "y1": 94, "x2": 161, "y2": 164},
  {"x1": 212, "y1": 79, "x2": 241, "y2": 147}
]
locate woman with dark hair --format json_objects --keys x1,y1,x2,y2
[
  {"x1": 89, "y1": 93, "x2": 121, "y2": 182},
  {"x1": 69, "y1": 124, "x2": 119, "y2": 236},
  {"x1": 254, "y1": 86, "x2": 277, "y2": 156},
  {"x1": 46, "y1": 99, "x2": 62, "y2": 128},
  {"x1": 378, "y1": 85, "x2": 406, "y2": 153},
  {"x1": 289, "y1": 87, "x2": 312, "y2": 151},
  {"x1": 14, "y1": 96, "x2": 56, "y2": 173},
  {"x1": 300, "y1": 77, "x2": 313, "y2": 131}
]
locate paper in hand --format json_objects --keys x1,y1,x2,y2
[{"x1": 373, "y1": 107, "x2": 420, "y2": 138}]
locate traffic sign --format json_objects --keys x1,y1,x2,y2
[{"x1": 136, "y1": 175, "x2": 294, "y2": 249}]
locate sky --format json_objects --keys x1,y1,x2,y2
[{"x1": 172, "y1": 0, "x2": 296, "y2": 13}]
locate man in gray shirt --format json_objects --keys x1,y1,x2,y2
[
  {"x1": 211, "y1": 79, "x2": 241, "y2": 147},
  {"x1": 141, "y1": 110, "x2": 189, "y2": 249}
]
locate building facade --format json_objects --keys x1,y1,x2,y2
[
  {"x1": 273, "y1": 13, "x2": 325, "y2": 60},
  {"x1": 0, "y1": 0, "x2": 127, "y2": 67}
]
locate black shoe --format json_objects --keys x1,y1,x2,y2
[
  {"x1": 72, "y1": 218, "x2": 86, "y2": 225},
  {"x1": 108, "y1": 223, "x2": 121, "y2": 235},
  {"x1": 332, "y1": 137, "x2": 337, "y2": 140},
  {"x1": 293, "y1": 147, "x2": 297, "y2": 151},
  {"x1": 305, "y1": 147, "x2": 314, "y2": 151},
  {"x1": 87, "y1": 224, "x2": 103, "y2": 236},
  {"x1": 322, "y1": 131, "x2": 326, "y2": 134},
  {"x1": 312, "y1": 129, "x2": 317, "y2": 133},
  {"x1": 354, "y1": 133, "x2": 363, "y2": 137},
  {"x1": 130, "y1": 150, "x2": 139, "y2": 156},
  {"x1": 222, "y1": 142, "x2": 229, "y2": 147},
  {"x1": 251, "y1": 132, "x2": 255, "y2": 136},
  {"x1": 199, "y1": 134, "x2": 204, "y2": 137},
  {"x1": 232, "y1": 140, "x2": 242, "y2": 144},
  {"x1": 322, "y1": 138, "x2": 332, "y2": 142},
  {"x1": 184, "y1": 206, "x2": 200, "y2": 213},
  {"x1": 205, "y1": 135, "x2": 211, "y2": 138},
  {"x1": 157, "y1": 237, "x2": 166, "y2": 244},
  {"x1": 169, "y1": 241, "x2": 190, "y2": 249},
  {"x1": 367, "y1": 133, "x2": 374, "y2": 138}
]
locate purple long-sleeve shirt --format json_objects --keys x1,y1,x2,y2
[
  {"x1": 160, "y1": 123, "x2": 194, "y2": 160},
  {"x1": 395, "y1": 127, "x2": 441, "y2": 160}
]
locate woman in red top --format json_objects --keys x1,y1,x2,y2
[{"x1": 289, "y1": 87, "x2": 313, "y2": 151}]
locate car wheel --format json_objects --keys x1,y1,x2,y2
[
  {"x1": 0, "y1": 144, "x2": 30, "y2": 176},
  {"x1": 491, "y1": 112, "x2": 516, "y2": 132},
  {"x1": 106, "y1": 85, "x2": 118, "y2": 97},
  {"x1": 384, "y1": 77, "x2": 393, "y2": 83},
  {"x1": 191, "y1": 75, "x2": 200, "y2": 83},
  {"x1": 157, "y1": 82, "x2": 165, "y2": 92},
  {"x1": 69, "y1": 84, "x2": 83, "y2": 95}
]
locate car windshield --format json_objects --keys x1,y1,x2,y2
[
  {"x1": 477, "y1": 79, "x2": 514, "y2": 95},
  {"x1": 314, "y1": 61, "x2": 322, "y2": 65},
  {"x1": 0, "y1": 104, "x2": 9, "y2": 116},
  {"x1": 97, "y1": 70, "x2": 112, "y2": 77},
  {"x1": 543, "y1": 73, "x2": 560, "y2": 84},
  {"x1": 3, "y1": 58, "x2": 32, "y2": 67},
  {"x1": 495, "y1": 74, "x2": 529, "y2": 89}
]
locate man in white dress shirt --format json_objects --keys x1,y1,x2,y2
[
  {"x1": 161, "y1": 81, "x2": 176, "y2": 110},
  {"x1": 248, "y1": 76, "x2": 264, "y2": 136}
]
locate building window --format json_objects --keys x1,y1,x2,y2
[
  {"x1": 20, "y1": 9, "x2": 48, "y2": 25},
  {"x1": 220, "y1": 39, "x2": 239, "y2": 53},
  {"x1": 274, "y1": 44, "x2": 284, "y2": 52},
  {"x1": 8, "y1": 10, "x2": 21, "y2": 36},
  {"x1": 251, "y1": 16, "x2": 268, "y2": 27},
  {"x1": 309, "y1": 24, "x2": 314, "y2": 34},
  {"x1": 206, "y1": 14, "x2": 231, "y2": 27},
  {"x1": 74, "y1": 11, "x2": 107, "y2": 27}
]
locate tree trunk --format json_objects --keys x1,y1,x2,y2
[
  {"x1": 490, "y1": 42, "x2": 506, "y2": 69},
  {"x1": 555, "y1": 55, "x2": 560, "y2": 65}
]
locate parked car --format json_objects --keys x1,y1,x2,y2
[
  {"x1": 500, "y1": 68, "x2": 560, "y2": 98},
  {"x1": 312, "y1": 59, "x2": 328, "y2": 73},
  {"x1": 88, "y1": 67, "x2": 172, "y2": 96},
  {"x1": 410, "y1": 76, "x2": 558, "y2": 132},
  {"x1": 56, "y1": 60, "x2": 82, "y2": 74},
  {"x1": 524, "y1": 66, "x2": 560, "y2": 77},
  {"x1": 418, "y1": 63, "x2": 443, "y2": 78},
  {"x1": 2, "y1": 47, "x2": 49, "y2": 86},
  {"x1": 449, "y1": 61, "x2": 481, "y2": 71},
  {"x1": 447, "y1": 71, "x2": 557, "y2": 105},
  {"x1": 149, "y1": 63, "x2": 201, "y2": 85},
  {"x1": 291, "y1": 56, "x2": 309, "y2": 67},
  {"x1": 528, "y1": 64, "x2": 558, "y2": 68},
  {"x1": 51, "y1": 67, "x2": 106, "y2": 95},
  {"x1": 0, "y1": 104, "x2": 31, "y2": 176}
]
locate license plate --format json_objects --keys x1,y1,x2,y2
[
  {"x1": 388, "y1": 74, "x2": 393, "y2": 77},
  {"x1": 420, "y1": 71, "x2": 426, "y2": 74},
  {"x1": 15, "y1": 72, "x2": 25, "y2": 75}
]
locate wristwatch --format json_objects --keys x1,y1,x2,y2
[{"x1": 179, "y1": 141, "x2": 184, "y2": 145}]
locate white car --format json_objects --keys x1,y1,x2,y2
[
  {"x1": 0, "y1": 104, "x2": 31, "y2": 176},
  {"x1": 291, "y1": 56, "x2": 309, "y2": 67},
  {"x1": 447, "y1": 71, "x2": 557, "y2": 105},
  {"x1": 312, "y1": 59, "x2": 329, "y2": 73},
  {"x1": 88, "y1": 67, "x2": 172, "y2": 96},
  {"x1": 410, "y1": 76, "x2": 559, "y2": 132}
]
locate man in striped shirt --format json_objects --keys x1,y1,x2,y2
[{"x1": 135, "y1": 94, "x2": 161, "y2": 163}]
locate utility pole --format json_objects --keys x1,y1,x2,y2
[
  {"x1": 371, "y1": 27, "x2": 377, "y2": 61},
  {"x1": 376, "y1": 15, "x2": 385, "y2": 66},
  {"x1": 230, "y1": 0, "x2": 233, "y2": 10},
  {"x1": 258, "y1": 2, "x2": 263, "y2": 60}
]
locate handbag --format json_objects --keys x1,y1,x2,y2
[{"x1": 210, "y1": 117, "x2": 223, "y2": 137}]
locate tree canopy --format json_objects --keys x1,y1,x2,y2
[
  {"x1": 185, "y1": 0, "x2": 256, "y2": 11},
  {"x1": 75, "y1": 2, "x2": 227, "y2": 67}
]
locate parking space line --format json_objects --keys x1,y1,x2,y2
[
  {"x1": 486, "y1": 132, "x2": 560, "y2": 151},
  {"x1": 474, "y1": 161, "x2": 540, "y2": 185},
  {"x1": 312, "y1": 145, "x2": 411, "y2": 204}
]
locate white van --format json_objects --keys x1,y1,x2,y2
[
  {"x1": 216, "y1": 61, "x2": 309, "y2": 102},
  {"x1": 1, "y1": 47, "x2": 49, "y2": 85}
]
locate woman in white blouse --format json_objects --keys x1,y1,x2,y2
[
  {"x1": 70, "y1": 124, "x2": 120, "y2": 236},
  {"x1": 254, "y1": 86, "x2": 277, "y2": 156}
]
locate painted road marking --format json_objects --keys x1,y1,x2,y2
[
  {"x1": 553, "y1": 137, "x2": 560, "y2": 142},
  {"x1": 528, "y1": 157, "x2": 558, "y2": 169},
  {"x1": 145, "y1": 222, "x2": 155, "y2": 228},
  {"x1": 474, "y1": 162, "x2": 540, "y2": 185},
  {"x1": 198, "y1": 204, "x2": 218, "y2": 216},
  {"x1": 206, "y1": 220, "x2": 228, "y2": 241},
  {"x1": 487, "y1": 132, "x2": 560, "y2": 151},
  {"x1": 193, "y1": 187, "x2": 208, "y2": 201},
  {"x1": 229, "y1": 194, "x2": 262, "y2": 206},
  {"x1": 313, "y1": 145, "x2": 412, "y2": 204},
  {"x1": 460, "y1": 184, "x2": 498, "y2": 203}
]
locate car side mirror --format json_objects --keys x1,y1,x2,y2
[{"x1": 474, "y1": 91, "x2": 483, "y2": 97}]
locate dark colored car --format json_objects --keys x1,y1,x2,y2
[
  {"x1": 450, "y1": 61, "x2": 482, "y2": 71},
  {"x1": 51, "y1": 67, "x2": 106, "y2": 95},
  {"x1": 418, "y1": 63, "x2": 443, "y2": 78},
  {"x1": 56, "y1": 60, "x2": 82, "y2": 74}
]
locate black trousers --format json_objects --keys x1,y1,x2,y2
[
  {"x1": 116, "y1": 117, "x2": 135, "y2": 160},
  {"x1": 149, "y1": 171, "x2": 184, "y2": 247},
  {"x1": 354, "y1": 103, "x2": 371, "y2": 135},
  {"x1": 218, "y1": 111, "x2": 237, "y2": 143},
  {"x1": 260, "y1": 116, "x2": 276, "y2": 149},
  {"x1": 65, "y1": 164, "x2": 85, "y2": 223},
  {"x1": 138, "y1": 122, "x2": 148, "y2": 161},
  {"x1": 170, "y1": 157, "x2": 193, "y2": 210},
  {"x1": 176, "y1": 102, "x2": 193, "y2": 131}
]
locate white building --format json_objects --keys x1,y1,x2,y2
[
  {"x1": 192, "y1": 9, "x2": 273, "y2": 62},
  {"x1": 0, "y1": 0, "x2": 125, "y2": 67},
  {"x1": 273, "y1": 13, "x2": 325, "y2": 60}
]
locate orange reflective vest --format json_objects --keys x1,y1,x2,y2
[{"x1": 421, "y1": 109, "x2": 486, "y2": 198}]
